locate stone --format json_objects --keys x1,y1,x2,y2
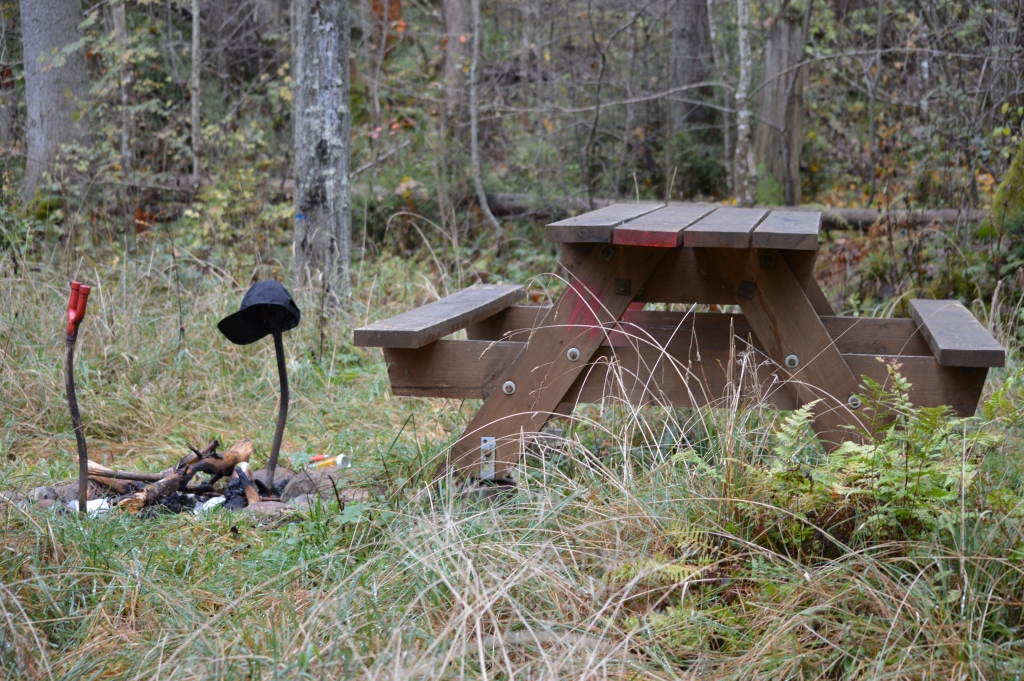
[
  {"x1": 29, "y1": 486, "x2": 57, "y2": 502},
  {"x1": 0, "y1": 490, "x2": 26, "y2": 504},
  {"x1": 287, "y1": 493, "x2": 316, "y2": 510},
  {"x1": 33, "y1": 499, "x2": 59, "y2": 511},
  {"x1": 54, "y1": 480, "x2": 107, "y2": 504},
  {"x1": 251, "y1": 466, "x2": 295, "y2": 496},
  {"x1": 244, "y1": 501, "x2": 289, "y2": 517},
  {"x1": 280, "y1": 467, "x2": 349, "y2": 502}
]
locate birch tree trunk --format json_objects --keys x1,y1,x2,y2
[
  {"x1": 20, "y1": 0, "x2": 89, "y2": 202},
  {"x1": 191, "y1": 0, "x2": 201, "y2": 188},
  {"x1": 732, "y1": 0, "x2": 756, "y2": 206},
  {"x1": 443, "y1": 0, "x2": 469, "y2": 117},
  {"x1": 292, "y1": 0, "x2": 352, "y2": 301},
  {"x1": 112, "y1": 0, "x2": 133, "y2": 179}
]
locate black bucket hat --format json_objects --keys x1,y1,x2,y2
[{"x1": 218, "y1": 281, "x2": 301, "y2": 345}]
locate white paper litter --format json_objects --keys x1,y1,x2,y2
[
  {"x1": 194, "y1": 496, "x2": 226, "y2": 514},
  {"x1": 66, "y1": 498, "x2": 111, "y2": 516}
]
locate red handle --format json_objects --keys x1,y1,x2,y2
[{"x1": 66, "y1": 281, "x2": 90, "y2": 334}]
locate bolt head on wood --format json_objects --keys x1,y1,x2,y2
[
  {"x1": 848, "y1": 395, "x2": 863, "y2": 410},
  {"x1": 502, "y1": 381, "x2": 516, "y2": 395},
  {"x1": 785, "y1": 354, "x2": 799, "y2": 369},
  {"x1": 566, "y1": 347, "x2": 581, "y2": 362}
]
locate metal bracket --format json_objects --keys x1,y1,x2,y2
[{"x1": 480, "y1": 437, "x2": 496, "y2": 480}]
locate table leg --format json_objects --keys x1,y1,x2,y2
[
  {"x1": 703, "y1": 247, "x2": 869, "y2": 446},
  {"x1": 444, "y1": 243, "x2": 668, "y2": 479}
]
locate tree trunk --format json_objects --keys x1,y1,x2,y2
[
  {"x1": 112, "y1": 0, "x2": 133, "y2": 179},
  {"x1": 191, "y1": 0, "x2": 201, "y2": 187},
  {"x1": 443, "y1": 0, "x2": 469, "y2": 117},
  {"x1": 705, "y1": 0, "x2": 733, "y2": 196},
  {"x1": 469, "y1": 0, "x2": 502, "y2": 245},
  {"x1": 754, "y1": 13, "x2": 805, "y2": 205},
  {"x1": 20, "y1": 0, "x2": 89, "y2": 202},
  {"x1": 0, "y1": 16, "x2": 17, "y2": 149},
  {"x1": 668, "y1": 0, "x2": 712, "y2": 134},
  {"x1": 733, "y1": 0, "x2": 756, "y2": 206},
  {"x1": 292, "y1": 0, "x2": 352, "y2": 302},
  {"x1": 867, "y1": 0, "x2": 883, "y2": 203}
]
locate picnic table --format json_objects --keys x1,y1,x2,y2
[{"x1": 355, "y1": 202, "x2": 1005, "y2": 480}]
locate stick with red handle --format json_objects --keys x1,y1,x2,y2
[{"x1": 64, "y1": 282, "x2": 91, "y2": 516}]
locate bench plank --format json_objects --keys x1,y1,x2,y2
[
  {"x1": 353, "y1": 284, "x2": 525, "y2": 348},
  {"x1": 909, "y1": 299, "x2": 1005, "y2": 367},
  {"x1": 682, "y1": 207, "x2": 770, "y2": 248},
  {"x1": 612, "y1": 203, "x2": 716, "y2": 247},
  {"x1": 545, "y1": 201, "x2": 663, "y2": 243},
  {"x1": 752, "y1": 210, "x2": 821, "y2": 250}
]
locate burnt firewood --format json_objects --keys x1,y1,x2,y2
[
  {"x1": 175, "y1": 439, "x2": 220, "y2": 472},
  {"x1": 116, "y1": 471, "x2": 186, "y2": 513},
  {"x1": 234, "y1": 463, "x2": 261, "y2": 506},
  {"x1": 184, "y1": 439, "x2": 252, "y2": 485}
]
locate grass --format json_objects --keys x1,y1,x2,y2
[{"x1": 1, "y1": 225, "x2": 1023, "y2": 680}]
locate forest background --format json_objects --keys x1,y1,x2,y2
[{"x1": 2, "y1": 0, "x2": 1024, "y2": 679}]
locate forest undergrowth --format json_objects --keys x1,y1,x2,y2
[{"x1": 1, "y1": 217, "x2": 1023, "y2": 680}]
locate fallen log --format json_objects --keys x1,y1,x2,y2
[{"x1": 483, "y1": 193, "x2": 988, "y2": 230}]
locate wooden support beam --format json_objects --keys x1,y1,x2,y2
[
  {"x1": 467, "y1": 307, "x2": 933, "y2": 357},
  {"x1": 445, "y1": 244, "x2": 668, "y2": 478},
  {"x1": 384, "y1": 340, "x2": 988, "y2": 418},
  {"x1": 703, "y1": 247, "x2": 868, "y2": 444},
  {"x1": 909, "y1": 299, "x2": 1005, "y2": 368},
  {"x1": 354, "y1": 284, "x2": 524, "y2": 348}
]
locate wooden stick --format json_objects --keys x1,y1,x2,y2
[
  {"x1": 87, "y1": 460, "x2": 169, "y2": 482},
  {"x1": 65, "y1": 332, "x2": 89, "y2": 515},
  {"x1": 266, "y1": 331, "x2": 289, "y2": 490}
]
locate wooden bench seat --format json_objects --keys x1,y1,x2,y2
[
  {"x1": 910, "y1": 299, "x2": 1005, "y2": 367},
  {"x1": 354, "y1": 284, "x2": 524, "y2": 348}
]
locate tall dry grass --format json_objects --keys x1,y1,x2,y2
[{"x1": 1, "y1": 237, "x2": 1023, "y2": 680}]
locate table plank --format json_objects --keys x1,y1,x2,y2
[
  {"x1": 612, "y1": 203, "x2": 715, "y2": 247},
  {"x1": 546, "y1": 202, "x2": 663, "y2": 243},
  {"x1": 752, "y1": 210, "x2": 821, "y2": 250},
  {"x1": 682, "y1": 207, "x2": 770, "y2": 248},
  {"x1": 353, "y1": 284, "x2": 524, "y2": 348},
  {"x1": 909, "y1": 299, "x2": 1005, "y2": 367}
]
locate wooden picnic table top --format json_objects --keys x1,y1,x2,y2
[{"x1": 546, "y1": 202, "x2": 822, "y2": 250}]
